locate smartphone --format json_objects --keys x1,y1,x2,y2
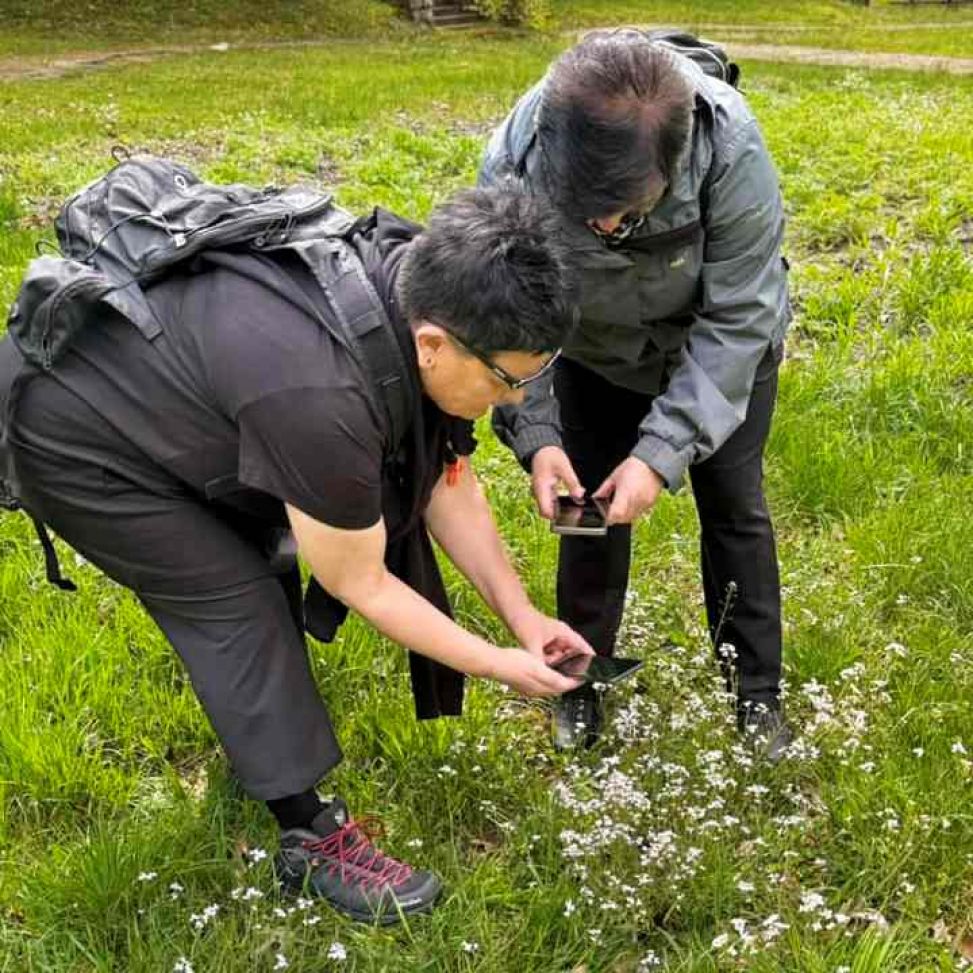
[
  {"x1": 551, "y1": 495, "x2": 608, "y2": 536},
  {"x1": 553, "y1": 654, "x2": 644, "y2": 686}
]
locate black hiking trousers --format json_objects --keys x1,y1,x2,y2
[
  {"x1": 554, "y1": 346, "x2": 783, "y2": 706},
  {"x1": 10, "y1": 376, "x2": 341, "y2": 800}
]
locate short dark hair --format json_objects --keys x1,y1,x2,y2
[
  {"x1": 537, "y1": 30, "x2": 694, "y2": 221},
  {"x1": 397, "y1": 187, "x2": 575, "y2": 355}
]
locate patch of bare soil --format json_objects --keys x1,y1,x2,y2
[
  {"x1": 726, "y1": 41, "x2": 973, "y2": 74},
  {"x1": 0, "y1": 38, "x2": 352, "y2": 81},
  {"x1": 3, "y1": 36, "x2": 973, "y2": 82}
]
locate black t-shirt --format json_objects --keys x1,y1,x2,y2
[
  {"x1": 36, "y1": 213, "x2": 474, "y2": 531},
  {"x1": 176, "y1": 256, "x2": 387, "y2": 529}
]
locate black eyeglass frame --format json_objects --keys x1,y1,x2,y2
[{"x1": 443, "y1": 329, "x2": 562, "y2": 391}]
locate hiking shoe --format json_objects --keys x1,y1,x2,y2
[
  {"x1": 553, "y1": 685, "x2": 603, "y2": 751},
  {"x1": 738, "y1": 702, "x2": 794, "y2": 764},
  {"x1": 274, "y1": 798, "x2": 442, "y2": 924}
]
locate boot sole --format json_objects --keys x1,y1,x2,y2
[{"x1": 277, "y1": 870, "x2": 443, "y2": 925}]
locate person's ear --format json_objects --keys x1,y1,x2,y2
[{"x1": 413, "y1": 323, "x2": 449, "y2": 369}]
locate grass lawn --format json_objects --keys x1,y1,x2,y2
[
  {"x1": 2, "y1": 0, "x2": 973, "y2": 58},
  {"x1": 0, "y1": 0, "x2": 402, "y2": 57},
  {"x1": 1, "y1": 15, "x2": 972, "y2": 973},
  {"x1": 557, "y1": 0, "x2": 973, "y2": 57}
]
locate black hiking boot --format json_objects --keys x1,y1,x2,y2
[
  {"x1": 738, "y1": 701, "x2": 794, "y2": 765},
  {"x1": 553, "y1": 685, "x2": 603, "y2": 751},
  {"x1": 274, "y1": 798, "x2": 442, "y2": 924}
]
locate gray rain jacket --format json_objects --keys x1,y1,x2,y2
[{"x1": 479, "y1": 49, "x2": 790, "y2": 489}]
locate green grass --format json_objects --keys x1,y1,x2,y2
[
  {"x1": 555, "y1": 0, "x2": 973, "y2": 58},
  {"x1": 3, "y1": 0, "x2": 973, "y2": 59},
  {"x1": 0, "y1": 0, "x2": 402, "y2": 57},
  {"x1": 557, "y1": 0, "x2": 970, "y2": 28},
  {"x1": 1, "y1": 23, "x2": 972, "y2": 973}
]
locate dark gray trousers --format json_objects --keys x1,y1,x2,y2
[
  {"x1": 555, "y1": 347, "x2": 783, "y2": 705},
  {"x1": 11, "y1": 377, "x2": 341, "y2": 800}
]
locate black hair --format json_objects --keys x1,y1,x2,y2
[
  {"x1": 397, "y1": 186, "x2": 575, "y2": 354},
  {"x1": 537, "y1": 30, "x2": 694, "y2": 221}
]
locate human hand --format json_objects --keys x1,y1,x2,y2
[
  {"x1": 509, "y1": 608, "x2": 595, "y2": 666},
  {"x1": 530, "y1": 446, "x2": 585, "y2": 520},
  {"x1": 486, "y1": 647, "x2": 583, "y2": 697},
  {"x1": 593, "y1": 456, "x2": 665, "y2": 525}
]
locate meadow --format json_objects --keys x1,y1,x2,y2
[{"x1": 0, "y1": 3, "x2": 971, "y2": 971}]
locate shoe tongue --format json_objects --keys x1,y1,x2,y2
[{"x1": 309, "y1": 798, "x2": 351, "y2": 837}]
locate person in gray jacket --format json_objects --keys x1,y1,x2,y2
[{"x1": 480, "y1": 29, "x2": 794, "y2": 758}]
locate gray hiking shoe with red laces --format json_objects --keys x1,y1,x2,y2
[{"x1": 273, "y1": 798, "x2": 442, "y2": 924}]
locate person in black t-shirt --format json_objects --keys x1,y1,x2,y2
[{"x1": 0, "y1": 188, "x2": 589, "y2": 924}]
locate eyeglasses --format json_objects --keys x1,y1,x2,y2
[{"x1": 444, "y1": 329, "x2": 562, "y2": 390}]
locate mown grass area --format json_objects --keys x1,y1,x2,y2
[
  {"x1": 1, "y1": 28, "x2": 972, "y2": 973},
  {"x1": 0, "y1": 0, "x2": 403, "y2": 57},
  {"x1": 558, "y1": 0, "x2": 968, "y2": 28},
  {"x1": 557, "y1": 0, "x2": 973, "y2": 58},
  {"x1": 2, "y1": 0, "x2": 973, "y2": 60}
]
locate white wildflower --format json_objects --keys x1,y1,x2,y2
[
  {"x1": 326, "y1": 942, "x2": 347, "y2": 962},
  {"x1": 799, "y1": 891, "x2": 827, "y2": 914},
  {"x1": 189, "y1": 903, "x2": 220, "y2": 931}
]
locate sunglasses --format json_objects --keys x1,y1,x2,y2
[{"x1": 444, "y1": 330, "x2": 562, "y2": 390}]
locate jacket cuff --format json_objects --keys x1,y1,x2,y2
[
  {"x1": 512, "y1": 424, "x2": 562, "y2": 470},
  {"x1": 631, "y1": 435, "x2": 690, "y2": 492}
]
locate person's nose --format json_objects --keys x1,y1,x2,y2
[{"x1": 591, "y1": 213, "x2": 624, "y2": 234}]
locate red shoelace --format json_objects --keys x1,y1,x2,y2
[{"x1": 302, "y1": 816, "x2": 415, "y2": 891}]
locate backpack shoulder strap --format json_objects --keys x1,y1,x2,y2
[
  {"x1": 644, "y1": 29, "x2": 741, "y2": 88},
  {"x1": 294, "y1": 239, "x2": 410, "y2": 456}
]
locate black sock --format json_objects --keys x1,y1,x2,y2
[{"x1": 267, "y1": 788, "x2": 325, "y2": 831}]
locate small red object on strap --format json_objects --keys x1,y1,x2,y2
[{"x1": 445, "y1": 457, "x2": 464, "y2": 486}]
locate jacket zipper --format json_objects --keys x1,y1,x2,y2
[{"x1": 613, "y1": 219, "x2": 702, "y2": 254}]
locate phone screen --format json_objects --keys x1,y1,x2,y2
[
  {"x1": 552, "y1": 496, "x2": 607, "y2": 535},
  {"x1": 553, "y1": 655, "x2": 644, "y2": 686}
]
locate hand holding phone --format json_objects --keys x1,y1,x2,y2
[
  {"x1": 551, "y1": 654, "x2": 644, "y2": 686},
  {"x1": 550, "y1": 495, "x2": 608, "y2": 536}
]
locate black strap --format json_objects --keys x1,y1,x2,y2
[
  {"x1": 303, "y1": 241, "x2": 410, "y2": 454},
  {"x1": 30, "y1": 516, "x2": 76, "y2": 592},
  {"x1": 2, "y1": 362, "x2": 76, "y2": 591}
]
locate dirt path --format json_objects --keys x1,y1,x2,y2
[
  {"x1": 700, "y1": 20, "x2": 973, "y2": 33},
  {"x1": 0, "y1": 39, "x2": 345, "y2": 81},
  {"x1": 1, "y1": 35, "x2": 973, "y2": 82},
  {"x1": 725, "y1": 41, "x2": 973, "y2": 73}
]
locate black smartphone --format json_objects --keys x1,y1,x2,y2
[
  {"x1": 551, "y1": 495, "x2": 608, "y2": 536},
  {"x1": 553, "y1": 654, "x2": 644, "y2": 686}
]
